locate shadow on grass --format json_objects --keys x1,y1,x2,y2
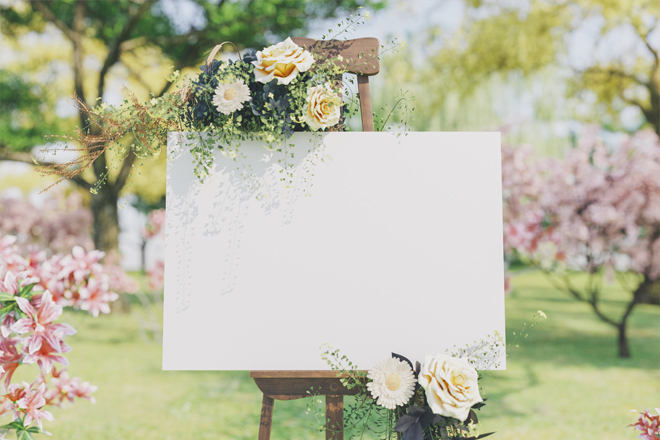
[
  {"x1": 477, "y1": 365, "x2": 541, "y2": 420},
  {"x1": 505, "y1": 332, "x2": 660, "y2": 370}
]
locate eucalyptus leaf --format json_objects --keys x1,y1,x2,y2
[
  {"x1": 405, "y1": 421, "x2": 423, "y2": 440},
  {"x1": 466, "y1": 409, "x2": 479, "y2": 425}
]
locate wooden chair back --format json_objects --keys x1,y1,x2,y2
[{"x1": 292, "y1": 37, "x2": 379, "y2": 132}]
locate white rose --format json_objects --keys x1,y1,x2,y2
[
  {"x1": 304, "y1": 83, "x2": 341, "y2": 131},
  {"x1": 418, "y1": 354, "x2": 483, "y2": 422},
  {"x1": 252, "y1": 37, "x2": 314, "y2": 85}
]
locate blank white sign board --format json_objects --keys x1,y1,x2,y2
[{"x1": 163, "y1": 132, "x2": 505, "y2": 370}]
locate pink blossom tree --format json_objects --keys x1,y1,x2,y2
[
  {"x1": 0, "y1": 191, "x2": 94, "y2": 254},
  {"x1": 503, "y1": 128, "x2": 660, "y2": 358}
]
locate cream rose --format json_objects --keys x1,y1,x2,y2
[
  {"x1": 252, "y1": 37, "x2": 314, "y2": 85},
  {"x1": 304, "y1": 83, "x2": 341, "y2": 131},
  {"x1": 418, "y1": 354, "x2": 482, "y2": 422}
]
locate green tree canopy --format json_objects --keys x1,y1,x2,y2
[{"x1": 422, "y1": 0, "x2": 659, "y2": 134}]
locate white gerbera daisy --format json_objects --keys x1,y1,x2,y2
[
  {"x1": 212, "y1": 78, "x2": 251, "y2": 115},
  {"x1": 367, "y1": 358, "x2": 416, "y2": 410}
]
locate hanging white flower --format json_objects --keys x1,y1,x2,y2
[
  {"x1": 212, "y1": 78, "x2": 251, "y2": 115},
  {"x1": 367, "y1": 357, "x2": 416, "y2": 410}
]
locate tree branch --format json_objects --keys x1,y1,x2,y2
[
  {"x1": 157, "y1": 78, "x2": 174, "y2": 97},
  {"x1": 0, "y1": 147, "x2": 92, "y2": 191},
  {"x1": 97, "y1": 0, "x2": 157, "y2": 100},
  {"x1": 113, "y1": 151, "x2": 137, "y2": 197},
  {"x1": 581, "y1": 66, "x2": 648, "y2": 87},
  {"x1": 586, "y1": 296, "x2": 619, "y2": 327},
  {"x1": 71, "y1": 1, "x2": 87, "y2": 121},
  {"x1": 121, "y1": 60, "x2": 157, "y2": 94},
  {"x1": 631, "y1": 18, "x2": 659, "y2": 64},
  {"x1": 119, "y1": 36, "x2": 148, "y2": 53},
  {"x1": 156, "y1": 47, "x2": 209, "y2": 97},
  {"x1": 621, "y1": 95, "x2": 654, "y2": 123},
  {"x1": 543, "y1": 272, "x2": 586, "y2": 302},
  {"x1": 29, "y1": 1, "x2": 76, "y2": 41},
  {"x1": 584, "y1": 271, "x2": 618, "y2": 327}
]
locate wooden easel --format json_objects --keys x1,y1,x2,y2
[
  {"x1": 250, "y1": 37, "x2": 379, "y2": 440},
  {"x1": 250, "y1": 371, "x2": 366, "y2": 440}
]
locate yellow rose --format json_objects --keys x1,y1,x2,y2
[
  {"x1": 252, "y1": 37, "x2": 314, "y2": 85},
  {"x1": 304, "y1": 83, "x2": 341, "y2": 131},
  {"x1": 418, "y1": 354, "x2": 482, "y2": 422}
]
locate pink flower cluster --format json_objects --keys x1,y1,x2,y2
[
  {"x1": 142, "y1": 208, "x2": 165, "y2": 240},
  {"x1": 0, "y1": 236, "x2": 119, "y2": 317},
  {"x1": 502, "y1": 129, "x2": 660, "y2": 279},
  {"x1": 0, "y1": 266, "x2": 97, "y2": 434},
  {"x1": 148, "y1": 260, "x2": 165, "y2": 291},
  {"x1": 630, "y1": 409, "x2": 660, "y2": 440}
]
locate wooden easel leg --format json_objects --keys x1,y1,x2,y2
[
  {"x1": 258, "y1": 394, "x2": 274, "y2": 440},
  {"x1": 326, "y1": 395, "x2": 344, "y2": 440}
]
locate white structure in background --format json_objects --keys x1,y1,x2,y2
[{"x1": 118, "y1": 195, "x2": 164, "y2": 272}]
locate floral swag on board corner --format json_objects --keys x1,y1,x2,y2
[
  {"x1": 317, "y1": 331, "x2": 510, "y2": 440},
  {"x1": 39, "y1": 10, "x2": 410, "y2": 195}
]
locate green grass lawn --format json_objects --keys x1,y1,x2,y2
[{"x1": 24, "y1": 271, "x2": 659, "y2": 440}]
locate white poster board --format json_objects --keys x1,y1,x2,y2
[{"x1": 163, "y1": 132, "x2": 505, "y2": 370}]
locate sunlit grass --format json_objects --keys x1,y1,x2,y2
[{"x1": 39, "y1": 271, "x2": 659, "y2": 440}]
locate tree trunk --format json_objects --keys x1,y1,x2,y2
[
  {"x1": 92, "y1": 184, "x2": 120, "y2": 253},
  {"x1": 612, "y1": 280, "x2": 649, "y2": 358},
  {"x1": 636, "y1": 276, "x2": 660, "y2": 305},
  {"x1": 617, "y1": 324, "x2": 630, "y2": 358},
  {"x1": 141, "y1": 238, "x2": 147, "y2": 273},
  {"x1": 90, "y1": 147, "x2": 120, "y2": 252}
]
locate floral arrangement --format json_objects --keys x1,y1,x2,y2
[
  {"x1": 39, "y1": 9, "x2": 410, "y2": 192},
  {"x1": 318, "y1": 332, "x2": 507, "y2": 440},
  {"x1": 630, "y1": 408, "x2": 660, "y2": 440},
  {"x1": 0, "y1": 235, "x2": 119, "y2": 438}
]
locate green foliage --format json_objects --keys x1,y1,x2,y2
[
  {"x1": 0, "y1": 0, "x2": 387, "y2": 85},
  {"x1": 0, "y1": 70, "x2": 70, "y2": 151},
  {"x1": 0, "y1": 419, "x2": 47, "y2": 440},
  {"x1": 420, "y1": 0, "x2": 660, "y2": 133},
  {"x1": 0, "y1": 278, "x2": 40, "y2": 323},
  {"x1": 426, "y1": 3, "x2": 567, "y2": 95}
]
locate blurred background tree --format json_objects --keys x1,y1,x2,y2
[
  {"x1": 374, "y1": 0, "x2": 660, "y2": 308},
  {"x1": 378, "y1": 0, "x2": 658, "y2": 147},
  {"x1": 0, "y1": 0, "x2": 385, "y2": 253}
]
